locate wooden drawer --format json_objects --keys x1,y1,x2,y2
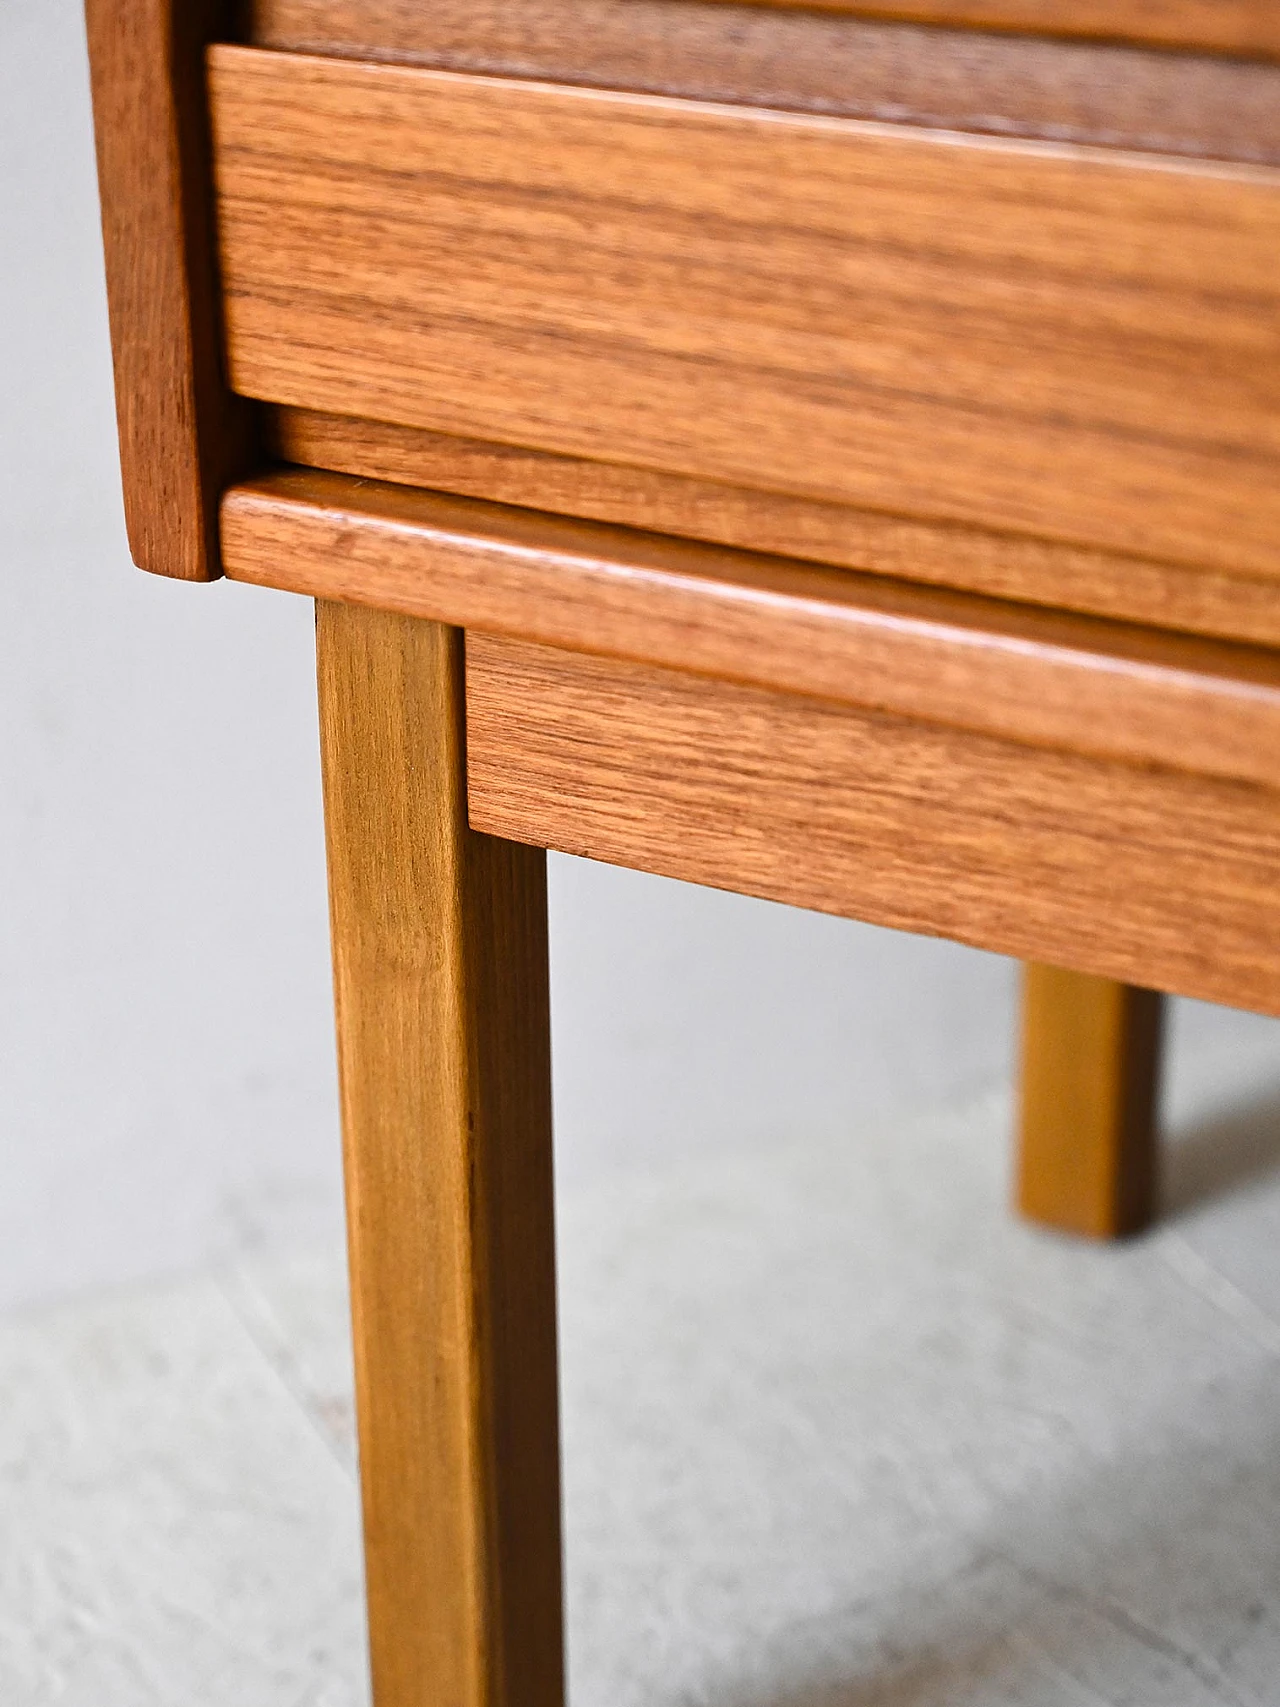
[
  {"x1": 250, "y1": 0, "x2": 1280, "y2": 65},
  {"x1": 207, "y1": 42, "x2": 1280, "y2": 640}
]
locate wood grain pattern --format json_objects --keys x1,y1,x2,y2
[
  {"x1": 269, "y1": 407, "x2": 1280, "y2": 650},
  {"x1": 465, "y1": 634, "x2": 1280, "y2": 1017},
  {"x1": 317, "y1": 603, "x2": 563, "y2": 1707},
  {"x1": 85, "y1": 0, "x2": 256, "y2": 581},
  {"x1": 246, "y1": 0, "x2": 1280, "y2": 165},
  {"x1": 223, "y1": 469, "x2": 1280, "y2": 791},
  {"x1": 693, "y1": 0, "x2": 1280, "y2": 57},
  {"x1": 209, "y1": 49, "x2": 1280, "y2": 583},
  {"x1": 1017, "y1": 966, "x2": 1164, "y2": 1239}
]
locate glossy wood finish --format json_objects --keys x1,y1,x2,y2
[
  {"x1": 245, "y1": 0, "x2": 1280, "y2": 165},
  {"x1": 209, "y1": 49, "x2": 1280, "y2": 586},
  {"x1": 269, "y1": 408, "x2": 1280, "y2": 649},
  {"x1": 465, "y1": 634, "x2": 1280, "y2": 1017},
  {"x1": 222, "y1": 470, "x2": 1280, "y2": 790},
  {"x1": 1017, "y1": 966, "x2": 1164, "y2": 1238},
  {"x1": 85, "y1": 0, "x2": 256, "y2": 581},
  {"x1": 317, "y1": 602, "x2": 563, "y2": 1707}
]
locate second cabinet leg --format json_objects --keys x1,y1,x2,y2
[
  {"x1": 317, "y1": 601, "x2": 564, "y2": 1707},
  {"x1": 1016, "y1": 963, "x2": 1164, "y2": 1240}
]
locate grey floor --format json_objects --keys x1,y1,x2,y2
[{"x1": 5, "y1": 1019, "x2": 1280, "y2": 1707}]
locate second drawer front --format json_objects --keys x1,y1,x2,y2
[{"x1": 209, "y1": 44, "x2": 1280, "y2": 585}]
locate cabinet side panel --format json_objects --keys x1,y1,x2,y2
[{"x1": 86, "y1": 0, "x2": 256, "y2": 580}]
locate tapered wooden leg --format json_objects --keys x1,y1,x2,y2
[
  {"x1": 1016, "y1": 963, "x2": 1164, "y2": 1239},
  {"x1": 316, "y1": 601, "x2": 564, "y2": 1707}
]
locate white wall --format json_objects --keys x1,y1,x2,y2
[{"x1": 2, "y1": 0, "x2": 1276, "y2": 1312}]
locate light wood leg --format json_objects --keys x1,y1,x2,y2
[
  {"x1": 316, "y1": 601, "x2": 564, "y2": 1707},
  {"x1": 1016, "y1": 963, "x2": 1164, "y2": 1239}
]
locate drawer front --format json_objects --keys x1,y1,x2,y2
[
  {"x1": 249, "y1": 0, "x2": 1280, "y2": 61},
  {"x1": 209, "y1": 44, "x2": 1280, "y2": 587}
]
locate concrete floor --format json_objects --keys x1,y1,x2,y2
[{"x1": 4, "y1": 1023, "x2": 1280, "y2": 1707}]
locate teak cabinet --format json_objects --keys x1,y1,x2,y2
[{"x1": 86, "y1": 3, "x2": 1280, "y2": 1702}]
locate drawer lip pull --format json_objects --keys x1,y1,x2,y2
[
  {"x1": 247, "y1": 0, "x2": 1280, "y2": 143},
  {"x1": 223, "y1": 467, "x2": 1280, "y2": 791}
]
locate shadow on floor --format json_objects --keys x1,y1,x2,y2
[
  {"x1": 1163, "y1": 1087, "x2": 1280, "y2": 1218},
  {"x1": 642, "y1": 1098, "x2": 1280, "y2": 1707},
  {"x1": 712, "y1": 1356, "x2": 1280, "y2": 1707}
]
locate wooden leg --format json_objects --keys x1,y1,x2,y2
[
  {"x1": 1016, "y1": 963, "x2": 1164, "y2": 1239},
  {"x1": 316, "y1": 601, "x2": 564, "y2": 1707}
]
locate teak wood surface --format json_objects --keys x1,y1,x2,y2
[
  {"x1": 269, "y1": 408, "x2": 1280, "y2": 650},
  {"x1": 692, "y1": 0, "x2": 1280, "y2": 55},
  {"x1": 221, "y1": 470, "x2": 1280, "y2": 792},
  {"x1": 85, "y1": 0, "x2": 256, "y2": 581},
  {"x1": 1017, "y1": 966, "x2": 1164, "y2": 1238},
  {"x1": 208, "y1": 47, "x2": 1280, "y2": 588},
  {"x1": 465, "y1": 634, "x2": 1280, "y2": 1018},
  {"x1": 317, "y1": 602, "x2": 563, "y2": 1707},
  {"x1": 246, "y1": 0, "x2": 1280, "y2": 60},
  {"x1": 245, "y1": 0, "x2": 1280, "y2": 165}
]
